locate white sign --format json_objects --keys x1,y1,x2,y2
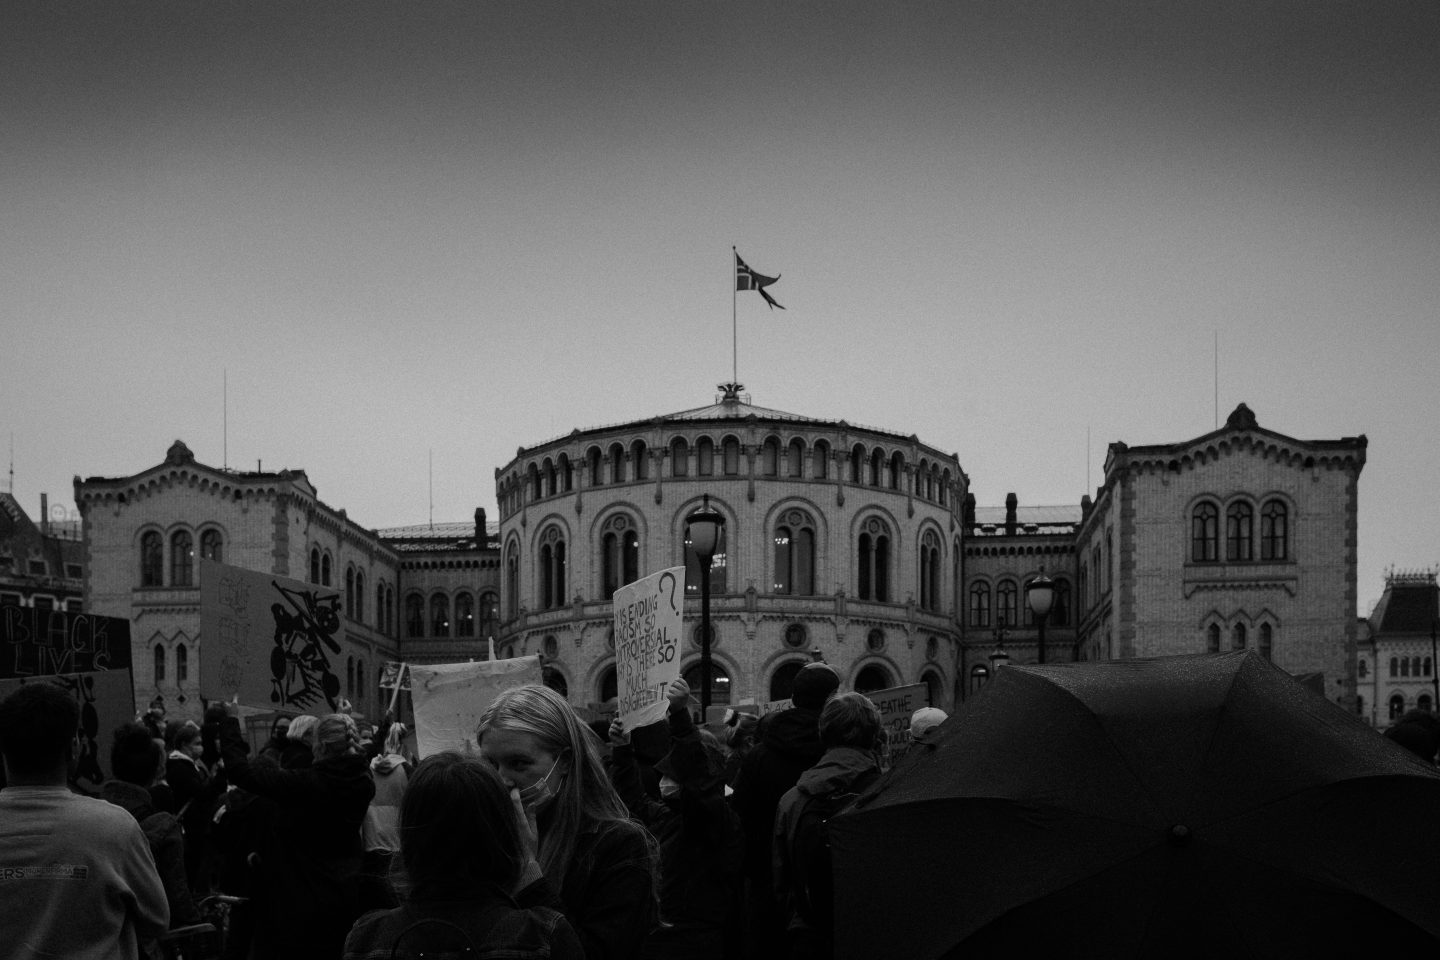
[
  {"x1": 613, "y1": 566, "x2": 685, "y2": 731},
  {"x1": 409, "y1": 656, "x2": 543, "y2": 758}
]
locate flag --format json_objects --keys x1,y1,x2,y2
[{"x1": 735, "y1": 249, "x2": 785, "y2": 310}]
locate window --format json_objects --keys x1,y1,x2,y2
[
  {"x1": 543, "y1": 635, "x2": 559, "y2": 660},
  {"x1": 141, "y1": 531, "x2": 163, "y2": 587},
  {"x1": 347, "y1": 657, "x2": 355, "y2": 698},
  {"x1": 406, "y1": 594, "x2": 424, "y2": 638},
  {"x1": 356, "y1": 661, "x2": 365, "y2": 703},
  {"x1": 813, "y1": 440, "x2": 829, "y2": 479},
  {"x1": 542, "y1": 459, "x2": 556, "y2": 498},
  {"x1": 321, "y1": 552, "x2": 332, "y2": 587},
  {"x1": 869, "y1": 449, "x2": 883, "y2": 487},
  {"x1": 602, "y1": 516, "x2": 639, "y2": 600},
  {"x1": 1207, "y1": 624, "x2": 1221, "y2": 654},
  {"x1": 33, "y1": 596, "x2": 53, "y2": 614},
  {"x1": 849, "y1": 445, "x2": 864, "y2": 483},
  {"x1": 478, "y1": 592, "x2": 499, "y2": 639},
  {"x1": 922, "y1": 669, "x2": 943, "y2": 708},
  {"x1": 200, "y1": 529, "x2": 223, "y2": 564},
  {"x1": 171, "y1": 530, "x2": 194, "y2": 587},
  {"x1": 632, "y1": 440, "x2": 649, "y2": 481},
  {"x1": 888, "y1": 452, "x2": 903, "y2": 490},
  {"x1": 345, "y1": 567, "x2": 356, "y2": 618},
  {"x1": 1401, "y1": 657, "x2": 1410, "y2": 678},
  {"x1": 587, "y1": 448, "x2": 604, "y2": 487},
  {"x1": 919, "y1": 531, "x2": 941, "y2": 612},
  {"x1": 355, "y1": 571, "x2": 365, "y2": 622},
  {"x1": 855, "y1": 663, "x2": 893, "y2": 693},
  {"x1": 1390, "y1": 657, "x2": 1398, "y2": 678},
  {"x1": 27, "y1": 558, "x2": 46, "y2": 576},
  {"x1": 1358, "y1": 658, "x2": 1368, "y2": 678},
  {"x1": 1412, "y1": 656, "x2": 1421, "y2": 676},
  {"x1": 682, "y1": 662, "x2": 731, "y2": 707},
  {"x1": 684, "y1": 511, "x2": 727, "y2": 596},
  {"x1": 772, "y1": 509, "x2": 816, "y2": 596},
  {"x1": 783, "y1": 623, "x2": 807, "y2": 649},
  {"x1": 310, "y1": 548, "x2": 321, "y2": 584},
  {"x1": 1192, "y1": 502, "x2": 1219, "y2": 562},
  {"x1": 539, "y1": 527, "x2": 567, "y2": 610},
  {"x1": 1258, "y1": 623, "x2": 1273, "y2": 661},
  {"x1": 1261, "y1": 500, "x2": 1288, "y2": 561},
  {"x1": 1232, "y1": 623, "x2": 1247, "y2": 650},
  {"x1": 857, "y1": 519, "x2": 890, "y2": 602},
  {"x1": 1226, "y1": 501, "x2": 1254, "y2": 562},
  {"x1": 1051, "y1": 579, "x2": 1071, "y2": 627},
  {"x1": 671, "y1": 437, "x2": 689, "y2": 477},
  {"x1": 722, "y1": 437, "x2": 741, "y2": 476},
  {"x1": 769, "y1": 660, "x2": 807, "y2": 702},
  {"x1": 0, "y1": 592, "x2": 20, "y2": 607},
  {"x1": 1426, "y1": 657, "x2": 1434, "y2": 678},
  {"x1": 995, "y1": 580, "x2": 1018, "y2": 630},
  {"x1": 609, "y1": 443, "x2": 626, "y2": 483},
  {"x1": 697, "y1": 437, "x2": 715, "y2": 476},
  {"x1": 542, "y1": 666, "x2": 568, "y2": 698},
  {"x1": 506, "y1": 544, "x2": 520, "y2": 619},
  {"x1": 529, "y1": 463, "x2": 541, "y2": 501},
  {"x1": 866, "y1": 628, "x2": 885, "y2": 652},
  {"x1": 455, "y1": 592, "x2": 475, "y2": 637},
  {"x1": 761, "y1": 437, "x2": 779, "y2": 476},
  {"x1": 1389, "y1": 694, "x2": 1405, "y2": 721},
  {"x1": 787, "y1": 439, "x2": 805, "y2": 478},
  {"x1": 969, "y1": 582, "x2": 991, "y2": 628},
  {"x1": 1419, "y1": 694, "x2": 1434, "y2": 713},
  {"x1": 377, "y1": 583, "x2": 387, "y2": 634},
  {"x1": 599, "y1": 665, "x2": 618, "y2": 702},
  {"x1": 66, "y1": 599, "x2": 82, "y2": 613},
  {"x1": 173, "y1": 642, "x2": 187, "y2": 683},
  {"x1": 154, "y1": 643, "x2": 166, "y2": 683},
  {"x1": 559, "y1": 454, "x2": 573, "y2": 492},
  {"x1": 431, "y1": 593, "x2": 450, "y2": 637}
]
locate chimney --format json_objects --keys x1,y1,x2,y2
[
  {"x1": 474, "y1": 507, "x2": 487, "y2": 547},
  {"x1": 963, "y1": 493, "x2": 976, "y2": 530},
  {"x1": 40, "y1": 493, "x2": 49, "y2": 535},
  {"x1": 1005, "y1": 493, "x2": 1017, "y2": 536}
]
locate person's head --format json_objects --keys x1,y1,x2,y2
[
  {"x1": 0, "y1": 681, "x2": 79, "y2": 784},
  {"x1": 399, "y1": 753, "x2": 523, "y2": 899},
  {"x1": 724, "y1": 711, "x2": 759, "y2": 753},
  {"x1": 909, "y1": 707, "x2": 948, "y2": 741},
  {"x1": 818, "y1": 692, "x2": 882, "y2": 751},
  {"x1": 655, "y1": 729, "x2": 727, "y2": 800},
  {"x1": 111, "y1": 722, "x2": 164, "y2": 786},
  {"x1": 791, "y1": 662, "x2": 841, "y2": 710},
  {"x1": 314, "y1": 713, "x2": 361, "y2": 761},
  {"x1": 383, "y1": 722, "x2": 409, "y2": 758},
  {"x1": 173, "y1": 722, "x2": 203, "y2": 759},
  {"x1": 270, "y1": 716, "x2": 292, "y2": 742},
  {"x1": 287, "y1": 714, "x2": 318, "y2": 744}
]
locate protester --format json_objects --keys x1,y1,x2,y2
[
  {"x1": 102, "y1": 722, "x2": 203, "y2": 928},
  {"x1": 721, "y1": 709, "x2": 759, "y2": 788},
  {"x1": 259, "y1": 715, "x2": 293, "y2": 765},
  {"x1": 220, "y1": 705, "x2": 376, "y2": 960},
  {"x1": 609, "y1": 678, "x2": 744, "y2": 960},
  {"x1": 0, "y1": 681, "x2": 169, "y2": 959},
  {"x1": 733, "y1": 661, "x2": 840, "y2": 954},
  {"x1": 479, "y1": 683, "x2": 659, "y2": 960},
  {"x1": 772, "y1": 692, "x2": 884, "y2": 960},
  {"x1": 360, "y1": 722, "x2": 412, "y2": 910},
  {"x1": 167, "y1": 718, "x2": 226, "y2": 893},
  {"x1": 343, "y1": 753, "x2": 585, "y2": 959},
  {"x1": 889, "y1": 705, "x2": 948, "y2": 769},
  {"x1": 281, "y1": 714, "x2": 318, "y2": 769}
]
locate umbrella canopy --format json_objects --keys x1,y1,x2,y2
[{"x1": 830, "y1": 651, "x2": 1440, "y2": 959}]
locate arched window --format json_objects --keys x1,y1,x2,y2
[
  {"x1": 431, "y1": 593, "x2": 450, "y2": 637},
  {"x1": 671, "y1": 437, "x2": 689, "y2": 477},
  {"x1": 385, "y1": 585, "x2": 395, "y2": 635},
  {"x1": 609, "y1": 443, "x2": 626, "y2": 483},
  {"x1": 1401, "y1": 657, "x2": 1411, "y2": 678},
  {"x1": 602, "y1": 516, "x2": 639, "y2": 600},
  {"x1": 506, "y1": 544, "x2": 520, "y2": 619},
  {"x1": 857, "y1": 519, "x2": 891, "y2": 602},
  {"x1": 321, "y1": 552, "x2": 332, "y2": 587},
  {"x1": 769, "y1": 660, "x2": 807, "y2": 703},
  {"x1": 1226, "y1": 501, "x2": 1254, "y2": 562},
  {"x1": 1192, "y1": 502, "x2": 1219, "y2": 562},
  {"x1": 1389, "y1": 694, "x2": 1405, "y2": 721},
  {"x1": 1051, "y1": 579, "x2": 1071, "y2": 627},
  {"x1": 682, "y1": 661, "x2": 732, "y2": 707},
  {"x1": 1358, "y1": 658, "x2": 1368, "y2": 678},
  {"x1": 1261, "y1": 500, "x2": 1288, "y2": 561},
  {"x1": 1390, "y1": 657, "x2": 1399, "y2": 677},
  {"x1": 539, "y1": 527, "x2": 567, "y2": 610},
  {"x1": 310, "y1": 547, "x2": 321, "y2": 584},
  {"x1": 722, "y1": 437, "x2": 741, "y2": 476},
  {"x1": 772, "y1": 509, "x2": 816, "y2": 596},
  {"x1": 377, "y1": 583, "x2": 386, "y2": 634},
  {"x1": 1426, "y1": 657, "x2": 1433, "y2": 677},
  {"x1": 559, "y1": 454, "x2": 573, "y2": 492},
  {"x1": 345, "y1": 567, "x2": 356, "y2": 618},
  {"x1": 921, "y1": 669, "x2": 943, "y2": 709},
  {"x1": 919, "y1": 531, "x2": 941, "y2": 611},
  {"x1": 455, "y1": 592, "x2": 475, "y2": 637},
  {"x1": 347, "y1": 656, "x2": 355, "y2": 698},
  {"x1": 783, "y1": 623, "x2": 808, "y2": 649},
  {"x1": 940, "y1": 470, "x2": 951, "y2": 506},
  {"x1": 849, "y1": 444, "x2": 864, "y2": 483},
  {"x1": 1258, "y1": 623, "x2": 1273, "y2": 660},
  {"x1": 355, "y1": 570, "x2": 365, "y2": 623},
  {"x1": 632, "y1": 440, "x2": 649, "y2": 481},
  {"x1": 529, "y1": 463, "x2": 541, "y2": 501},
  {"x1": 171, "y1": 530, "x2": 194, "y2": 587},
  {"x1": 889, "y1": 452, "x2": 903, "y2": 490},
  {"x1": 761, "y1": 437, "x2": 780, "y2": 476},
  {"x1": 855, "y1": 664, "x2": 893, "y2": 694},
  {"x1": 599, "y1": 665, "x2": 618, "y2": 703},
  {"x1": 176, "y1": 643, "x2": 188, "y2": 684},
  {"x1": 995, "y1": 580, "x2": 1018, "y2": 630},
  {"x1": 969, "y1": 581, "x2": 990, "y2": 628},
  {"x1": 543, "y1": 459, "x2": 556, "y2": 498},
  {"x1": 140, "y1": 531, "x2": 163, "y2": 587},
  {"x1": 813, "y1": 440, "x2": 829, "y2": 480},
  {"x1": 200, "y1": 529, "x2": 223, "y2": 564},
  {"x1": 697, "y1": 437, "x2": 715, "y2": 476},
  {"x1": 1419, "y1": 694, "x2": 1434, "y2": 713},
  {"x1": 1207, "y1": 624, "x2": 1221, "y2": 653},
  {"x1": 684, "y1": 509, "x2": 727, "y2": 596},
  {"x1": 478, "y1": 592, "x2": 499, "y2": 640},
  {"x1": 787, "y1": 439, "x2": 805, "y2": 478},
  {"x1": 1413, "y1": 656, "x2": 1422, "y2": 676},
  {"x1": 542, "y1": 667, "x2": 568, "y2": 698},
  {"x1": 1232, "y1": 622, "x2": 1247, "y2": 650},
  {"x1": 406, "y1": 594, "x2": 424, "y2": 638},
  {"x1": 154, "y1": 643, "x2": 166, "y2": 683},
  {"x1": 587, "y1": 448, "x2": 604, "y2": 487},
  {"x1": 869, "y1": 449, "x2": 884, "y2": 487}
]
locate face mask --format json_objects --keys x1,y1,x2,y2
[
  {"x1": 659, "y1": 776, "x2": 681, "y2": 800},
  {"x1": 517, "y1": 760, "x2": 562, "y2": 811}
]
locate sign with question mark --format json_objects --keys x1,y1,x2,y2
[{"x1": 613, "y1": 565, "x2": 686, "y2": 731}]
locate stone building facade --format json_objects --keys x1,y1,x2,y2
[
  {"x1": 1355, "y1": 571, "x2": 1438, "y2": 726},
  {"x1": 0, "y1": 491, "x2": 84, "y2": 613}
]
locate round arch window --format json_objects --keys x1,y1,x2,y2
[
  {"x1": 542, "y1": 666, "x2": 568, "y2": 698},
  {"x1": 921, "y1": 669, "x2": 943, "y2": 707},
  {"x1": 866, "y1": 628, "x2": 885, "y2": 653},
  {"x1": 542, "y1": 635, "x2": 559, "y2": 660},
  {"x1": 925, "y1": 636, "x2": 939, "y2": 661},
  {"x1": 783, "y1": 623, "x2": 807, "y2": 650},
  {"x1": 682, "y1": 661, "x2": 731, "y2": 706},
  {"x1": 855, "y1": 663, "x2": 893, "y2": 693},
  {"x1": 691, "y1": 623, "x2": 718, "y2": 649},
  {"x1": 599, "y1": 664, "x2": 617, "y2": 703},
  {"x1": 769, "y1": 659, "x2": 807, "y2": 703}
]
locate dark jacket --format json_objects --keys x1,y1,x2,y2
[
  {"x1": 772, "y1": 747, "x2": 881, "y2": 960},
  {"x1": 515, "y1": 816, "x2": 657, "y2": 960},
  {"x1": 100, "y1": 779, "x2": 202, "y2": 927},
  {"x1": 343, "y1": 892, "x2": 585, "y2": 960},
  {"x1": 612, "y1": 706, "x2": 743, "y2": 959},
  {"x1": 220, "y1": 715, "x2": 376, "y2": 960},
  {"x1": 734, "y1": 707, "x2": 825, "y2": 881}
]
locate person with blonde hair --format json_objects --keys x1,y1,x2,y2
[
  {"x1": 478, "y1": 683, "x2": 658, "y2": 960},
  {"x1": 360, "y1": 722, "x2": 412, "y2": 910}
]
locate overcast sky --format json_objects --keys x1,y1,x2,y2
[{"x1": 4, "y1": 0, "x2": 1437, "y2": 615}]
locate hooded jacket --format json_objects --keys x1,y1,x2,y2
[
  {"x1": 100, "y1": 779, "x2": 201, "y2": 927},
  {"x1": 362, "y1": 753, "x2": 409, "y2": 853},
  {"x1": 733, "y1": 705, "x2": 825, "y2": 880}
]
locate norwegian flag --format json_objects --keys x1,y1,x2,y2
[{"x1": 735, "y1": 249, "x2": 785, "y2": 310}]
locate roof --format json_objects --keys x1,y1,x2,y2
[
  {"x1": 1368, "y1": 573, "x2": 1439, "y2": 634},
  {"x1": 973, "y1": 505, "x2": 1082, "y2": 525},
  {"x1": 376, "y1": 520, "x2": 500, "y2": 553}
]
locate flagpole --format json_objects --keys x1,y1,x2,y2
[{"x1": 731, "y1": 246, "x2": 738, "y2": 386}]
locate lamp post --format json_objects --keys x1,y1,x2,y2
[
  {"x1": 989, "y1": 614, "x2": 1011, "y2": 672},
  {"x1": 686, "y1": 495, "x2": 725, "y2": 715},
  {"x1": 1026, "y1": 569, "x2": 1055, "y2": 664}
]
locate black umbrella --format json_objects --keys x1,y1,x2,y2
[{"x1": 830, "y1": 651, "x2": 1440, "y2": 959}]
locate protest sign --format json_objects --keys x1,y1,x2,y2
[
  {"x1": 0, "y1": 604, "x2": 135, "y2": 788},
  {"x1": 199, "y1": 559, "x2": 345, "y2": 713},
  {"x1": 864, "y1": 682, "x2": 930, "y2": 760},
  {"x1": 409, "y1": 656, "x2": 542, "y2": 758},
  {"x1": 613, "y1": 566, "x2": 685, "y2": 731}
]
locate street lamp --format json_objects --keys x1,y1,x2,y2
[
  {"x1": 686, "y1": 495, "x2": 725, "y2": 715},
  {"x1": 989, "y1": 614, "x2": 1011, "y2": 671},
  {"x1": 1026, "y1": 569, "x2": 1055, "y2": 664}
]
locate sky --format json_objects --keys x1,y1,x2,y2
[{"x1": 3, "y1": 0, "x2": 1438, "y2": 615}]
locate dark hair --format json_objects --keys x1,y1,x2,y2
[
  {"x1": 173, "y1": 722, "x2": 202, "y2": 751},
  {"x1": 111, "y1": 722, "x2": 163, "y2": 785},
  {"x1": 0, "y1": 681, "x2": 79, "y2": 777},
  {"x1": 399, "y1": 753, "x2": 524, "y2": 899},
  {"x1": 818, "y1": 692, "x2": 882, "y2": 750}
]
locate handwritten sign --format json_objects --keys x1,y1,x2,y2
[
  {"x1": 613, "y1": 566, "x2": 685, "y2": 731},
  {"x1": 0, "y1": 605, "x2": 135, "y2": 788},
  {"x1": 409, "y1": 656, "x2": 542, "y2": 758},
  {"x1": 865, "y1": 682, "x2": 930, "y2": 761},
  {"x1": 199, "y1": 559, "x2": 344, "y2": 713}
]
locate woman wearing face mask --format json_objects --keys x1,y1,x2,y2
[{"x1": 478, "y1": 683, "x2": 658, "y2": 960}]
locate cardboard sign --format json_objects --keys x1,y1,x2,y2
[
  {"x1": 0, "y1": 605, "x2": 135, "y2": 789},
  {"x1": 613, "y1": 566, "x2": 685, "y2": 731},
  {"x1": 199, "y1": 559, "x2": 345, "y2": 713},
  {"x1": 865, "y1": 682, "x2": 930, "y2": 759},
  {"x1": 409, "y1": 656, "x2": 542, "y2": 758}
]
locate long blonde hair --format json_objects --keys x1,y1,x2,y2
[{"x1": 477, "y1": 684, "x2": 652, "y2": 880}]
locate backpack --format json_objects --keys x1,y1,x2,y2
[{"x1": 785, "y1": 770, "x2": 880, "y2": 935}]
